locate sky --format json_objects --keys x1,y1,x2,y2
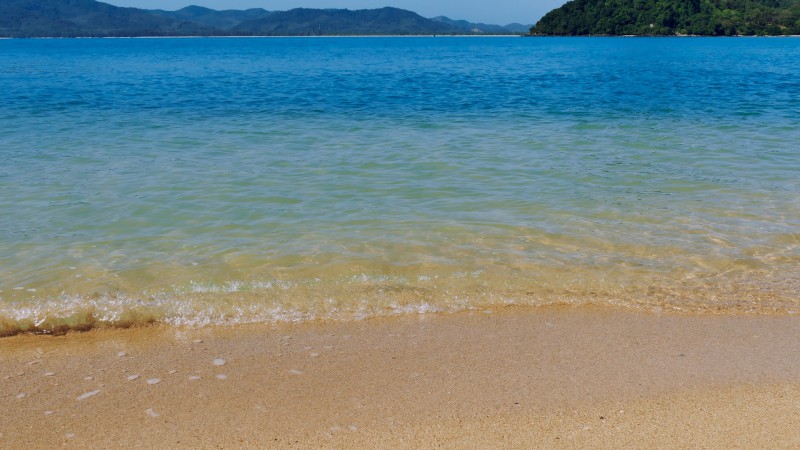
[{"x1": 103, "y1": 0, "x2": 566, "y2": 25}]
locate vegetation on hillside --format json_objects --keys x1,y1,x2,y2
[{"x1": 530, "y1": 0, "x2": 800, "y2": 35}]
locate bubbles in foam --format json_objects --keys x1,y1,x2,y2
[{"x1": 2, "y1": 268, "x2": 800, "y2": 338}]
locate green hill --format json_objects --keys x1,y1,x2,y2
[{"x1": 530, "y1": 0, "x2": 800, "y2": 35}]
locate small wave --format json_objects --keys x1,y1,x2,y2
[{"x1": 2, "y1": 270, "x2": 799, "y2": 337}]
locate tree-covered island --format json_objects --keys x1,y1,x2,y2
[{"x1": 530, "y1": 0, "x2": 800, "y2": 35}]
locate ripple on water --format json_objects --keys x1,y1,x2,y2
[{"x1": 1, "y1": 38, "x2": 799, "y2": 335}]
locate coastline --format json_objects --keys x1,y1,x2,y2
[
  {"x1": 0, "y1": 34, "x2": 525, "y2": 39},
  {"x1": 3, "y1": 305, "x2": 800, "y2": 447}
]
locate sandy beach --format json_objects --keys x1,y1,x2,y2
[{"x1": 2, "y1": 305, "x2": 800, "y2": 448}]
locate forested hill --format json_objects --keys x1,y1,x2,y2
[{"x1": 530, "y1": 0, "x2": 800, "y2": 35}]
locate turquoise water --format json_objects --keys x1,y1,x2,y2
[{"x1": 1, "y1": 37, "x2": 799, "y2": 334}]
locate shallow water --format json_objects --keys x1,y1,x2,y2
[{"x1": 1, "y1": 37, "x2": 799, "y2": 334}]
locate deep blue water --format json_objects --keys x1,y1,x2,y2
[{"x1": 1, "y1": 37, "x2": 799, "y2": 334}]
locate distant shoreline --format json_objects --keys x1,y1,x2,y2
[
  {"x1": 0, "y1": 34, "x2": 525, "y2": 40},
  {"x1": 6, "y1": 34, "x2": 800, "y2": 40},
  {"x1": 525, "y1": 34, "x2": 800, "y2": 37}
]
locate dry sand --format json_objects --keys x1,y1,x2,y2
[{"x1": 2, "y1": 305, "x2": 800, "y2": 448}]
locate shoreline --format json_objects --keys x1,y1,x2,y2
[
  {"x1": 0, "y1": 34, "x2": 525, "y2": 40},
  {"x1": 6, "y1": 35, "x2": 800, "y2": 40},
  {"x1": 3, "y1": 305, "x2": 800, "y2": 447}
]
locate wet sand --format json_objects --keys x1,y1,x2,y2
[{"x1": 2, "y1": 305, "x2": 800, "y2": 448}]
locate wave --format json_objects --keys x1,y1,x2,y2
[{"x1": 3, "y1": 270, "x2": 799, "y2": 337}]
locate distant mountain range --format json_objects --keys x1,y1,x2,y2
[
  {"x1": 431, "y1": 16, "x2": 532, "y2": 34},
  {"x1": 0, "y1": 1, "x2": 531, "y2": 38}
]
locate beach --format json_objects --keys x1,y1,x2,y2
[{"x1": 3, "y1": 305, "x2": 800, "y2": 448}]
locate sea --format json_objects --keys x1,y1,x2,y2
[{"x1": 1, "y1": 36, "x2": 799, "y2": 335}]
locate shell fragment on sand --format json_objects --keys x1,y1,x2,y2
[{"x1": 77, "y1": 390, "x2": 100, "y2": 401}]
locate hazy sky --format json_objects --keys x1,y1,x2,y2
[{"x1": 103, "y1": 0, "x2": 565, "y2": 25}]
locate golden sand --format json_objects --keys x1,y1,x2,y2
[{"x1": 2, "y1": 306, "x2": 800, "y2": 448}]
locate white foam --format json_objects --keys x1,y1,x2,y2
[
  {"x1": 215, "y1": 374, "x2": 227, "y2": 380},
  {"x1": 127, "y1": 374, "x2": 140, "y2": 381},
  {"x1": 145, "y1": 408, "x2": 160, "y2": 418},
  {"x1": 146, "y1": 378, "x2": 161, "y2": 385},
  {"x1": 213, "y1": 358, "x2": 226, "y2": 366}
]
